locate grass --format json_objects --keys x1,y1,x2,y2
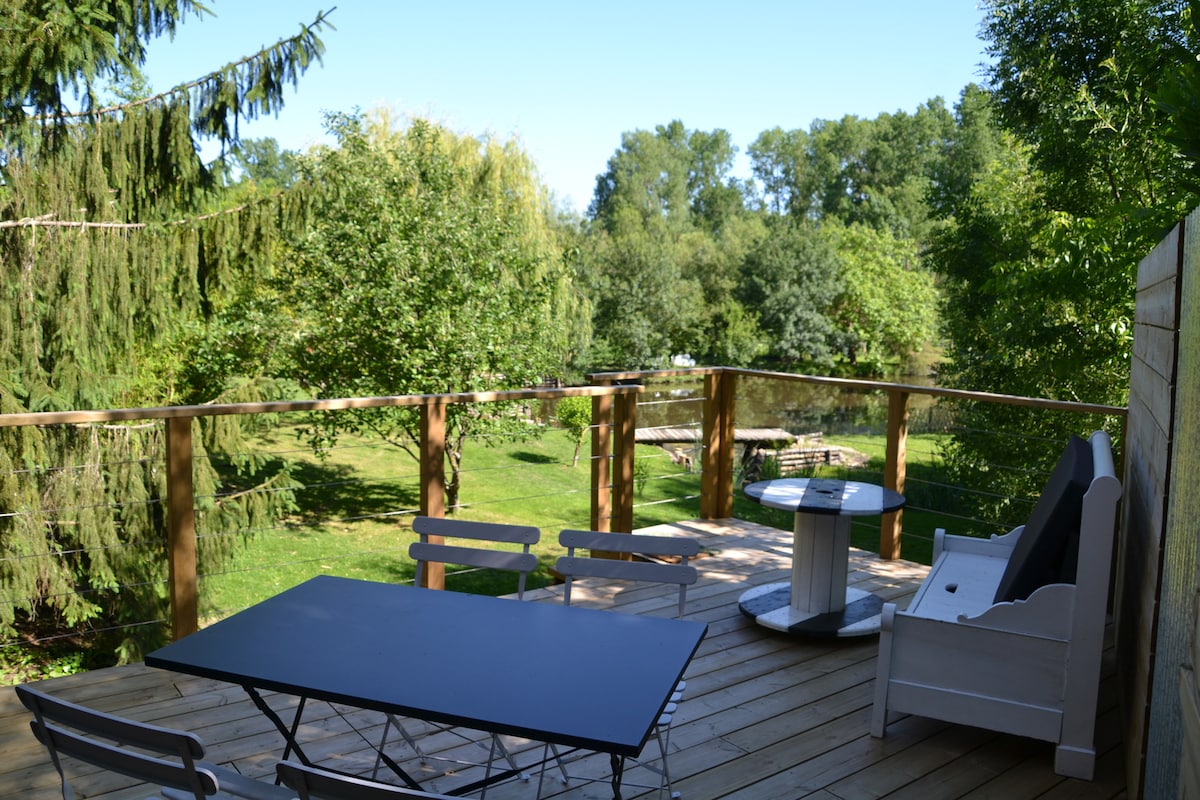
[
  {"x1": 199, "y1": 424, "x2": 956, "y2": 621},
  {"x1": 199, "y1": 424, "x2": 705, "y2": 619}
]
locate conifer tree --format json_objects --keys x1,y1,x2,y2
[{"x1": 0, "y1": 2, "x2": 329, "y2": 666}]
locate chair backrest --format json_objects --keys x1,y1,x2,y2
[
  {"x1": 276, "y1": 760, "x2": 458, "y2": 799},
  {"x1": 556, "y1": 529, "x2": 699, "y2": 617},
  {"x1": 16, "y1": 683, "x2": 218, "y2": 800},
  {"x1": 409, "y1": 516, "x2": 540, "y2": 598}
]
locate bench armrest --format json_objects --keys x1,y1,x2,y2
[{"x1": 934, "y1": 525, "x2": 1023, "y2": 560}]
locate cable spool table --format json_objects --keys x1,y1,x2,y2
[{"x1": 739, "y1": 478, "x2": 905, "y2": 637}]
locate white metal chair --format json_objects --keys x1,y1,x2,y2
[
  {"x1": 16, "y1": 683, "x2": 293, "y2": 800},
  {"x1": 373, "y1": 516, "x2": 541, "y2": 792},
  {"x1": 539, "y1": 528, "x2": 700, "y2": 800},
  {"x1": 276, "y1": 760, "x2": 458, "y2": 799}
]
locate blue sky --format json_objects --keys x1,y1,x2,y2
[{"x1": 142, "y1": 2, "x2": 991, "y2": 213}]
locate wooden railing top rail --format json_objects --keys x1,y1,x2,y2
[
  {"x1": 0, "y1": 384, "x2": 643, "y2": 428},
  {"x1": 589, "y1": 367, "x2": 1129, "y2": 417}
]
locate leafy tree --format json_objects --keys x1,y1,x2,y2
[
  {"x1": 554, "y1": 396, "x2": 592, "y2": 467},
  {"x1": 829, "y1": 223, "x2": 938, "y2": 369},
  {"x1": 0, "y1": 2, "x2": 327, "y2": 663},
  {"x1": 585, "y1": 120, "x2": 762, "y2": 368},
  {"x1": 983, "y1": 0, "x2": 1191, "y2": 215},
  {"x1": 747, "y1": 126, "x2": 810, "y2": 216},
  {"x1": 229, "y1": 137, "x2": 301, "y2": 191},
  {"x1": 590, "y1": 122, "x2": 693, "y2": 233},
  {"x1": 929, "y1": 84, "x2": 1006, "y2": 219},
  {"x1": 277, "y1": 112, "x2": 577, "y2": 510},
  {"x1": 737, "y1": 219, "x2": 840, "y2": 366},
  {"x1": 582, "y1": 208, "x2": 707, "y2": 368},
  {"x1": 803, "y1": 102, "x2": 955, "y2": 241},
  {"x1": 678, "y1": 215, "x2": 770, "y2": 366}
]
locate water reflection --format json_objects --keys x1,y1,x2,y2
[{"x1": 636, "y1": 375, "x2": 942, "y2": 438}]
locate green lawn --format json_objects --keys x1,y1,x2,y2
[{"x1": 200, "y1": 425, "x2": 954, "y2": 620}]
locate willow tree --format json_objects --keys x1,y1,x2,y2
[{"x1": 0, "y1": 2, "x2": 329, "y2": 667}]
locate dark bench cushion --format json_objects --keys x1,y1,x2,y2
[{"x1": 993, "y1": 435, "x2": 1093, "y2": 604}]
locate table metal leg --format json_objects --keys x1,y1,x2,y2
[
  {"x1": 241, "y1": 685, "x2": 424, "y2": 791},
  {"x1": 610, "y1": 753, "x2": 625, "y2": 800}
]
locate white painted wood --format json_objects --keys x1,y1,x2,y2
[
  {"x1": 872, "y1": 430, "x2": 1122, "y2": 782},
  {"x1": 754, "y1": 479, "x2": 900, "y2": 516},
  {"x1": 792, "y1": 513, "x2": 850, "y2": 614}
]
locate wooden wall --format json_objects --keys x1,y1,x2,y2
[
  {"x1": 1117, "y1": 211, "x2": 1200, "y2": 799},
  {"x1": 1169, "y1": 219, "x2": 1200, "y2": 799}
]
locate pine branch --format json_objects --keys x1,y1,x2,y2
[
  {"x1": 0, "y1": 201, "x2": 265, "y2": 229},
  {"x1": 17, "y1": 8, "x2": 335, "y2": 146},
  {"x1": 43, "y1": 8, "x2": 335, "y2": 123}
]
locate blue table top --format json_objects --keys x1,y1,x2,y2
[
  {"x1": 146, "y1": 575, "x2": 707, "y2": 756},
  {"x1": 744, "y1": 478, "x2": 905, "y2": 516}
]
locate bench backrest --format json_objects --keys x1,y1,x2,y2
[{"x1": 993, "y1": 434, "x2": 1094, "y2": 603}]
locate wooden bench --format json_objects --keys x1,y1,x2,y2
[{"x1": 871, "y1": 430, "x2": 1122, "y2": 780}]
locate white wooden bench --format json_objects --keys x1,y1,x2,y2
[{"x1": 871, "y1": 430, "x2": 1122, "y2": 780}]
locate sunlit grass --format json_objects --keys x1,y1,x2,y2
[{"x1": 201, "y1": 424, "x2": 951, "y2": 620}]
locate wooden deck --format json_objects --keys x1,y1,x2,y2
[{"x1": 0, "y1": 518, "x2": 1127, "y2": 800}]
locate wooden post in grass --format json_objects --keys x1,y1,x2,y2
[
  {"x1": 590, "y1": 390, "x2": 613, "y2": 533},
  {"x1": 419, "y1": 402, "x2": 446, "y2": 589},
  {"x1": 701, "y1": 369, "x2": 736, "y2": 520},
  {"x1": 882, "y1": 389, "x2": 909, "y2": 560},
  {"x1": 165, "y1": 416, "x2": 199, "y2": 639},
  {"x1": 611, "y1": 388, "x2": 637, "y2": 535}
]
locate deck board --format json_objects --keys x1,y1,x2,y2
[{"x1": 0, "y1": 518, "x2": 1126, "y2": 799}]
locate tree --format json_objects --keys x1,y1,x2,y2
[
  {"x1": 747, "y1": 126, "x2": 810, "y2": 216},
  {"x1": 584, "y1": 120, "x2": 761, "y2": 369},
  {"x1": 982, "y1": 0, "x2": 1191, "y2": 216},
  {"x1": 277, "y1": 112, "x2": 577, "y2": 510},
  {"x1": 829, "y1": 223, "x2": 939, "y2": 369},
  {"x1": 582, "y1": 208, "x2": 707, "y2": 368},
  {"x1": 0, "y1": 2, "x2": 328, "y2": 663},
  {"x1": 555, "y1": 396, "x2": 592, "y2": 467},
  {"x1": 931, "y1": 131, "x2": 1135, "y2": 516},
  {"x1": 737, "y1": 219, "x2": 840, "y2": 366}
]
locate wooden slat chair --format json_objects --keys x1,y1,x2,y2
[
  {"x1": 373, "y1": 516, "x2": 541, "y2": 793},
  {"x1": 16, "y1": 684, "x2": 293, "y2": 800},
  {"x1": 276, "y1": 761, "x2": 458, "y2": 799},
  {"x1": 538, "y1": 529, "x2": 700, "y2": 800}
]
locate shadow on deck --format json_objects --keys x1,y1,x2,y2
[{"x1": 0, "y1": 518, "x2": 1126, "y2": 799}]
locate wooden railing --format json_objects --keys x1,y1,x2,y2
[
  {"x1": 0, "y1": 367, "x2": 1127, "y2": 644},
  {"x1": 0, "y1": 384, "x2": 643, "y2": 640},
  {"x1": 592, "y1": 367, "x2": 1128, "y2": 560}
]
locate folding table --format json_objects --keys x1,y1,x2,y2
[{"x1": 146, "y1": 575, "x2": 707, "y2": 799}]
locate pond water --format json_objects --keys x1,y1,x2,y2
[{"x1": 635, "y1": 373, "x2": 944, "y2": 438}]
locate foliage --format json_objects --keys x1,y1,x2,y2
[
  {"x1": 554, "y1": 396, "x2": 592, "y2": 467},
  {"x1": 0, "y1": 4, "x2": 326, "y2": 660},
  {"x1": 829, "y1": 223, "x2": 939, "y2": 370},
  {"x1": 1154, "y1": 0, "x2": 1200, "y2": 192},
  {"x1": 737, "y1": 218, "x2": 840, "y2": 366},
  {"x1": 982, "y1": 0, "x2": 1191, "y2": 214},
  {"x1": 933, "y1": 0, "x2": 1196, "y2": 502},
  {"x1": 276, "y1": 111, "x2": 578, "y2": 509},
  {"x1": 580, "y1": 109, "x2": 959, "y2": 373}
]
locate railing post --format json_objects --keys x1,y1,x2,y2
[
  {"x1": 882, "y1": 389, "x2": 909, "y2": 560},
  {"x1": 701, "y1": 370, "x2": 736, "y2": 519},
  {"x1": 419, "y1": 402, "x2": 446, "y2": 589},
  {"x1": 165, "y1": 417, "x2": 198, "y2": 640},
  {"x1": 612, "y1": 388, "x2": 637, "y2": 534},
  {"x1": 590, "y1": 390, "x2": 613, "y2": 533}
]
